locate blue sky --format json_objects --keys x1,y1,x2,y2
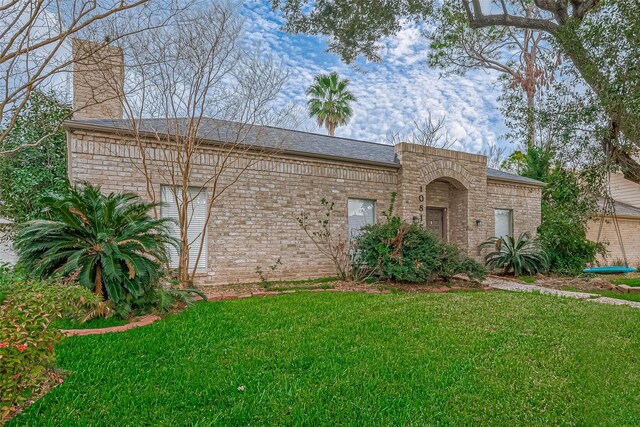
[{"x1": 240, "y1": 1, "x2": 508, "y2": 154}]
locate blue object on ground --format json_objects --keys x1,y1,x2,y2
[{"x1": 582, "y1": 266, "x2": 638, "y2": 274}]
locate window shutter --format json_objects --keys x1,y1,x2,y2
[{"x1": 161, "y1": 186, "x2": 207, "y2": 272}]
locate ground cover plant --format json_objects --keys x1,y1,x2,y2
[
  {"x1": 0, "y1": 273, "x2": 106, "y2": 422},
  {"x1": 9, "y1": 291, "x2": 640, "y2": 426}
]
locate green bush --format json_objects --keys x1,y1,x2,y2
[
  {"x1": 14, "y1": 183, "x2": 179, "y2": 317},
  {"x1": 0, "y1": 270, "x2": 106, "y2": 420},
  {"x1": 536, "y1": 169, "x2": 605, "y2": 274},
  {"x1": 480, "y1": 232, "x2": 548, "y2": 276},
  {"x1": 355, "y1": 216, "x2": 486, "y2": 283}
]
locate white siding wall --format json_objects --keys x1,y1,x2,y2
[{"x1": 610, "y1": 173, "x2": 640, "y2": 208}]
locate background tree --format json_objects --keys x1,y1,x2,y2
[
  {"x1": 429, "y1": 2, "x2": 559, "y2": 148},
  {"x1": 100, "y1": 2, "x2": 291, "y2": 284},
  {"x1": 0, "y1": 0, "x2": 151, "y2": 151},
  {"x1": 387, "y1": 112, "x2": 457, "y2": 149},
  {"x1": 0, "y1": 90, "x2": 71, "y2": 225},
  {"x1": 306, "y1": 72, "x2": 356, "y2": 137},
  {"x1": 271, "y1": 0, "x2": 640, "y2": 183}
]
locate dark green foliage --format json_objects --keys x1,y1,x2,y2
[
  {"x1": 480, "y1": 232, "x2": 548, "y2": 276},
  {"x1": 14, "y1": 183, "x2": 179, "y2": 316},
  {"x1": 509, "y1": 147, "x2": 605, "y2": 274},
  {"x1": 536, "y1": 168, "x2": 605, "y2": 274},
  {"x1": 356, "y1": 215, "x2": 486, "y2": 283},
  {"x1": 272, "y1": 0, "x2": 640, "y2": 176},
  {"x1": 0, "y1": 91, "x2": 71, "y2": 225},
  {"x1": 306, "y1": 72, "x2": 356, "y2": 136},
  {"x1": 271, "y1": 0, "x2": 434, "y2": 63}
]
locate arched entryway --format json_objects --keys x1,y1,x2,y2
[
  {"x1": 422, "y1": 177, "x2": 468, "y2": 247},
  {"x1": 419, "y1": 160, "x2": 472, "y2": 250}
]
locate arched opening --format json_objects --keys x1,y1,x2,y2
[{"x1": 423, "y1": 177, "x2": 468, "y2": 248}]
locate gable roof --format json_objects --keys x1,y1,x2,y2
[
  {"x1": 598, "y1": 198, "x2": 640, "y2": 219},
  {"x1": 65, "y1": 117, "x2": 544, "y2": 186}
]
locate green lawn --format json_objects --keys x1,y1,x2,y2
[
  {"x1": 50, "y1": 316, "x2": 128, "y2": 330},
  {"x1": 10, "y1": 292, "x2": 640, "y2": 426},
  {"x1": 608, "y1": 275, "x2": 640, "y2": 287}
]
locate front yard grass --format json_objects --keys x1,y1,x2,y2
[{"x1": 10, "y1": 291, "x2": 640, "y2": 426}]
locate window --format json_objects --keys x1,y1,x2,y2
[
  {"x1": 348, "y1": 199, "x2": 375, "y2": 238},
  {"x1": 494, "y1": 209, "x2": 513, "y2": 239},
  {"x1": 161, "y1": 186, "x2": 208, "y2": 272}
]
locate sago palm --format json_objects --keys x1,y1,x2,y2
[
  {"x1": 480, "y1": 232, "x2": 548, "y2": 276},
  {"x1": 306, "y1": 71, "x2": 356, "y2": 136},
  {"x1": 14, "y1": 183, "x2": 177, "y2": 305}
]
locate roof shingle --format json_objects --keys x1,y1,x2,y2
[{"x1": 66, "y1": 117, "x2": 543, "y2": 186}]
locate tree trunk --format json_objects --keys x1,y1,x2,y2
[
  {"x1": 94, "y1": 265, "x2": 104, "y2": 299},
  {"x1": 526, "y1": 91, "x2": 536, "y2": 149}
]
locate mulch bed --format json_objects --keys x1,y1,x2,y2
[{"x1": 202, "y1": 277, "x2": 490, "y2": 298}]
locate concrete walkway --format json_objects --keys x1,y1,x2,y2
[{"x1": 486, "y1": 277, "x2": 640, "y2": 309}]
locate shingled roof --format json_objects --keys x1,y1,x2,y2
[{"x1": 65, "y1": 117, "x2": 544, "y2": 186}]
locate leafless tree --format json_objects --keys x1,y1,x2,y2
[
  {"x1": 99, "y1": 3, "x2": 293, "y2": 284},
  {"x1": 0, "y1": 0, "x2": 166, "y2": 152},
  {"x1": 387, "y1": 112, "x2": 458, "y2": 149},
  {"x1": 481, "y1": 143, "x2": 508, "y2": 170}
]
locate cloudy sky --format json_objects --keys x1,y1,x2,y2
[{"x1": 240, "y1": 1, "x2": 508, "y2": 154}]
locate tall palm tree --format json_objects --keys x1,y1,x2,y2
[
  {"x1": 306, "y1": 72, "x2": 356, "y2": 136},
  {"x1": 14, "y1": 183, "x2": 177, "y2": 306}
]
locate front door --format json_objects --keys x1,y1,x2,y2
[{"x1": 425, "y1": 208, "x2": 444, "y2": 240}]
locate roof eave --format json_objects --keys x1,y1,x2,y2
[
  {"x1": 486, "y1": 175, "x2": 546, "y2": 188},
  {"x1": 63, "y1": 120, "x2": 401, "y2": 170}
]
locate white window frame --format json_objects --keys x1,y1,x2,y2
[
  {"x1": 161, "y1": 185, "x2": 208, "y2": 273},
  {"x1": 494, "y1": 208, "x2": 513, "y2": 239},
  {"x1": 348, "y1": 199, "x2": 376, "y2": 239}
]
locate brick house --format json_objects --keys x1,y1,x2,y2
[
  {"x1": 65, "y1": 40, "x2": 544, "y2": 284},
  {"x1": 586, "y1": 173, "x2": 640, "y2": 266}
]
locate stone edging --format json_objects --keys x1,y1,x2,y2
[
  {"x1": 60, "y1": 315, "x2": 161, "y2": 337},
  {"x1": 485, "y1": 277, "x2": 640, "y2": 309}
]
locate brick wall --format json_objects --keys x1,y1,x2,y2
[
  {"x1": 394, "y1": 143, "x2": 489, "y2": 259},
  {"x1": 72, "y1": 39, "x2": 124, "y2": 120},
  {"x1": 68, "y1": 128, "x2": 543, "y2": 283},
  {"x1": 587, "y1": 217, "x2": 640, "y2": 267},
  {"x1": 68, "y1": 130, "x2": 397, "y2": 284},
  {"x1": 484, "y1": 181, "x2": 542, "y2": 256}
]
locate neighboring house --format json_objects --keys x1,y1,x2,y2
[
  {"x1": 65, "y1": 40, "x2": 543, "y2": 284},
  {"x1": 0, "y1": 217, "x2": 17, "y2": 265},
  {"x1": 586, "y1": 173, "x2": 640, "y2": 266}
]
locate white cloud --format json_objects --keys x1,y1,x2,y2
[{"x1": 240, "y1": 3, "x2": 511, "y2": 155}]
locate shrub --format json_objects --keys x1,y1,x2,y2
[
  {"x1": 480, "y1": 232, "x2": 548, "y2": 276},
  {"x1": 536, "y1": 169, "x2": 605, "y2": 274},
  {"x1": 355, "y1": 215, "x2": 486, "y2": 283},
  {"x1": 14, "y1": 183, "x2": 179, "y2": 317},
  {"x1": 0, "y1": 271, "x2": 106, "y2": 420}
]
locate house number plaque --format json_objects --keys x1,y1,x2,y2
[{"x1": 418, "y1": 185, "x2": 425, "y2": 223}]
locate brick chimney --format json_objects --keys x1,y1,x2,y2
[{"x1": 72, "y1": 39, "x2": 124, "y2": 120}]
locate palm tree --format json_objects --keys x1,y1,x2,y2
[
  {"x1": 14, "y1": 183, "x2": 177, "y2": 307},
  {"x1": 306, "y1": 72, "x2": 356, "y2": 136}
]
